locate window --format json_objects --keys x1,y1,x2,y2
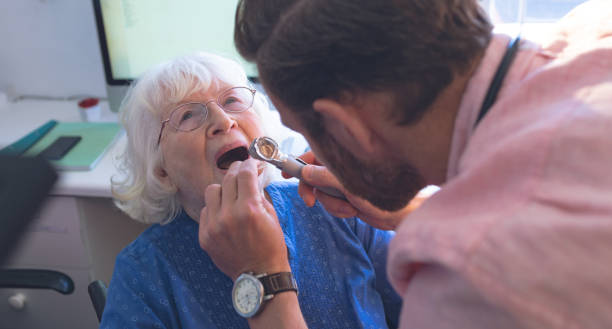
[
  {"x1": 479, "y1": 0, "x2": 590, "y2": 41},
  {"x1": 480, "y1": 0, "x2": 589, "y2": 23}
]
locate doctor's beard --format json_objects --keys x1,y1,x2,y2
[{"x1": 311, "y1": 132, "x2": 426, "y2": 212}]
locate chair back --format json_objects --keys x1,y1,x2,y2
[{"x1": 88, "y1": 280, "x2": 108, "y2": 322}]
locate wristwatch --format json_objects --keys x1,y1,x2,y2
[{"x1": 232, "y1": 271, "x2": 298, "y2": 318}]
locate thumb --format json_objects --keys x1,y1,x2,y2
[{"x1": 261, "y1": 192, "x2": 276, "y2": 216}]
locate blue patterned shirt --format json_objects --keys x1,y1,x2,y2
[{"x1": 101, "y1": 181, "x2": 401, "y2": 328}]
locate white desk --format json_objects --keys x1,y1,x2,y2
[
  {"x1": 0, "y1": 99, "x2": 122, "y2": 197},
  {"x1": 0, "y1": 100, "x2": 148, "y2": 329}
]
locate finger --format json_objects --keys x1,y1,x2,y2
[
  {"x1": 199, "y1": 206, "x2": 209, "y2": 227},
  {"x1": 344, "y1": 193, "x2": 401, "y2": 231},
  {"x1": 221, "y1": 161, "x2": 241, "y2": 206},
  {"x1": 313, "y1": 189, "x2": 358, "y2": 218},
  {"x1": 299, "y1": 151, "x2": 322, "y2": 165},
  {"x1": 282, "y1": 151, "x2": 321, "y2": 179},
  {"x1": 297, "y1": 180, "x2": 316, "y2": 207},
  {"x1": 237, "y1": 158, "x2": 260, "y2": 202},
  {"x1": 198, "y1": 206, "x2": 210, "y2": 249},
  {"x1": 301, "y1": 165, "x2": 343, "y2": 191}
]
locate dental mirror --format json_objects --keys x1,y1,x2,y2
[{"x1": 249, "y1": 136, "x2": 280, "y2": 162}]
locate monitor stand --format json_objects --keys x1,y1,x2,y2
[{"x1": 105, "y1": 84, "x2": 129, "y2": 113}]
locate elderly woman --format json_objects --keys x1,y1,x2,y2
[{"x1": 101, "y1": 52, "x2": 401, "y2": 329}]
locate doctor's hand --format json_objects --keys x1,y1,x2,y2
[
  {"x1": 286, "y1": 151, "x2": 424, "y2": 231},
  {"x1": 199, "y1": 159, "x2": 290, "y2": 281}
]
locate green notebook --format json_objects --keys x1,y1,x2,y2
[{"x1": 23, "y1": 122, "x2": 122, "y2": 171}]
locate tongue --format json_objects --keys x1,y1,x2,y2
[{"x1": 217, "y1": 147, "x2": 249, "y2": 169}]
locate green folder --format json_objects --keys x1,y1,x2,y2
[
  {"x1": 0, "y1": 120, "x2": 58, "y2": 156},
  {"x1": 23, "y1": 122, "x2": 122, "y2": 171}
]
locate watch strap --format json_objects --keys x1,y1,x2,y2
[{"x1": 258, "y1": 272, "x2": 298, "y2": 297}]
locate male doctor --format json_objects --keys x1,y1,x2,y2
[{"x1": 199, "y1": 0, "x2": 612, "y2": 328}]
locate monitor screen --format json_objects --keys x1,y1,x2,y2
[{"x1": 93, "y1": 0, "x2": 256, "y2": 85}]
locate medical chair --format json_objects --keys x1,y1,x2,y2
[
  {"x1": 88, "y1": 280, "x2": 108, "y2": 322},
  {"x1": 0, "y1": 156, "x2": 75, "y2": 306}
]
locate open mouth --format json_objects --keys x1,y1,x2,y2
[{"x1": 216, "y1": 146, "x2": 250, "y2": 170}]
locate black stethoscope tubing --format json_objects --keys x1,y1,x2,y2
[{"x1": 474, "y1": 36, "x2": 522, "y2": 127}]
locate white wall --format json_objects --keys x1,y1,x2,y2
[{"x1": 0, "y1": 0, "x2": 107, "y2": 98}]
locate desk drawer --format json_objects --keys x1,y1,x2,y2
[{"x1": 5, "y1": 196, "x2": 89, "y2": 268}]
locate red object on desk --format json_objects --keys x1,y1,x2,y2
[{"x1": 78, "y1": 98, "x2": 99, "y2": 108}]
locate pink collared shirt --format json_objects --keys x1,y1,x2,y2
[{"x1": 388, "y1": 1, "x2": 612, "y2": 328}]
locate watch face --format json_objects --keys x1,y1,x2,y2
[{"x1": 232, "y1": 274, "x2": 264, "y2": 318}]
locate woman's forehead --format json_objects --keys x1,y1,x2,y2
[{"x1": 183, "y1": 81, "x2": 236, "y2": 101}]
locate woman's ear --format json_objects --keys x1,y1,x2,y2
[
  {"x1": 154, "y1": 165, "x2": 174, "y2": 188},
  {"x1": 312, "y1": 98, "x2": 378, "y2": 154}
]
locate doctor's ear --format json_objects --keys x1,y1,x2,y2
[{"x1": 312, "y1": 98, "x2": 378, "y2": 154}]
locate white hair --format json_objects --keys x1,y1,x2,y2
[{"x1": 112, "y1": 52, "x2": 282, "y2": 224}]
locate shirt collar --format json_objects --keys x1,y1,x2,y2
[{"x1": 445, "y1": 34, "x2": 547, "y2": 180}]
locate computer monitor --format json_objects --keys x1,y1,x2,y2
[{"x1": 92, "y1": 0, "x2": 256, "y2": 112}]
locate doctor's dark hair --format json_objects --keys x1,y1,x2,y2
[{"x1": 235, "y1": 0, "x2": 492, "y2": 130}]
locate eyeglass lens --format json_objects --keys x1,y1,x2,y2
[{"x1": 168, "y1": 87, "x2": 254, "y2": 131}]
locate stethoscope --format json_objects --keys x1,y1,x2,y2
[{"x1": 475, "y1": 35, "x2": 522, "y2": 127}]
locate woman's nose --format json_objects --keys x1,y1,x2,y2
[{"x1": 205, "y1": 102, "x2": 237, "y2": 137}]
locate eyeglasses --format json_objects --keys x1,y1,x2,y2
[{"x1": 156, "y1": 86, "x2": 256, "y2": 146}]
